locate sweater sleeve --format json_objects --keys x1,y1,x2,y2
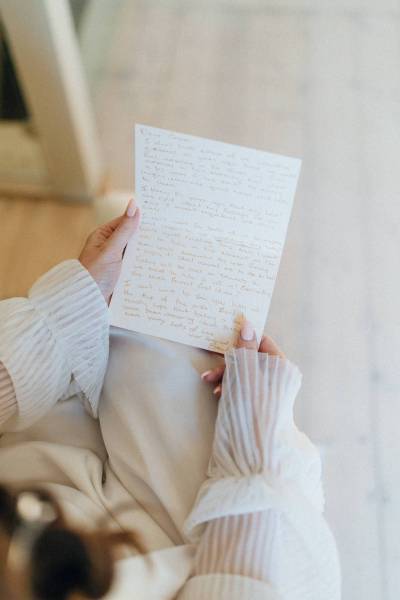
[
  {"x1": 177, "y1": 348, "x2": 341, "y2": 599},
  {"x1": 0, "y1": 260, "x2": 109, "y2": 432}
]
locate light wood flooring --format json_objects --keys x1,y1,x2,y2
[{"x1": 0, "y1": 196, "x2": 95, "y2": 298}]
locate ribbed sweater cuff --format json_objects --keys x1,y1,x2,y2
[
  {"x1": 184, "y1": 351, "x2": 323, "y2": 541},
  {"x1": 0, "y1": 294, "x2": 71, "y2": 430},
  {"x1": 0, "y1": 260, "x2": 109, "y2": 430},
  {"x1": 28, "y1": 260, "x2": 109, "y2": 417},
  {"x1": 177, "y1": 574, "x2": 277, "y2": 599}
]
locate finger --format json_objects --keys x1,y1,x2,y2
[
  {"x1": 102, "y1": 199, "x2": 137, "y2": 237},
  {"x1": 107, "y1": 205, "x2": 141, "y2": 254},
  {"x1": 212, "y1": 385, "x2": 222, "y2": 398},
  {"x1": 101, "y1": 214, "x2": 125, "y2": 234},
  {"x1": 201, "y1": 365, "x2": 225, "y2": 383},
  {"x1": 89, "y1": 216, "x2": 123, "y2": 247},
  {"x1": 102, "y1": 198, "x2": 137, "y2": 232},
  {"x1": 235, "y1": 318, "x2": 258, "y2": 350},
  {"x1": 259, "y1": 335, "x2": 285, "y2": 358},
  {"x1": 92, "y1": 198, "x2": 138, "y2": 243},
  {"x1": 126, "y1": 198, "x2": 137, "y2": 217}
]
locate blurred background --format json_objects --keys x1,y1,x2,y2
[{"x1": 0, "y1": 1, "x2": 399, "y2": 598}]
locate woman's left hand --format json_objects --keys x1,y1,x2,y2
[
  {"x1": 79, "y1": 198, "x2": 141, "y2": 304},
  {"x1": 201, "y1": 319, "x2": 285, "y2": 398}
]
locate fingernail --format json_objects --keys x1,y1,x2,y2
[
  {"x1": 201, "y1": 370, "x2": 212, "y2": 380},
  {"x1": 213, "y1": 385, "x2": 221, "y2": 395},
  {"x1": 240, "y1": 319, "x2": 255, "y2": 341},
  {"x1": 126, "y1": 199, "x2": 136, "y2": 217}
]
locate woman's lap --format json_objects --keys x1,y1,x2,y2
[{"x1": 99, "y1": 328, "x2": 221, "y2": 543}]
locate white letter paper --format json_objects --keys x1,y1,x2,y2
[{"x1": 109, "y1": 124, "x2": 301, "y2": 353}]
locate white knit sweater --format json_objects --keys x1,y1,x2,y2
[{"x1": 0, "y1": 260, "x2": 341, "y2": 599}]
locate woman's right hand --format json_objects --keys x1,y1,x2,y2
[
  {"x1": 201, "y1": 318, "x2": 285, "y2": 398},
  {"x1": 79, "y1": 199, "x2": 141, "y2": 305}
]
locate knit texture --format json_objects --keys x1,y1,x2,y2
[{"x1": 0, "y1": 260, "x2": 109, "y2": 430}]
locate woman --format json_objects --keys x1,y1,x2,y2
[{"x1": 0, "y1": 199, "x2": 340, "y2": 599}]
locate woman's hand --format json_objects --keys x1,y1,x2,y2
[
  {"x1": 201, "y1": 319, "x2": 285, "y2": 398},
  {"x1": 79, "y1": 199, "x2": 141, "y2": 304}
]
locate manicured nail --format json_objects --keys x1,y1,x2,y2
[
  {"x1": 201, "y1": 370, "x2": 212, "y2": 380},
  {"x1": 240, "y1": 319, "x2": 255, "y2": 341},
  {"x1": 126, "y1": 199, "x2": 136, "y2": 217},
  {"x1": 213, "y1": 385, "x2": 221, "y2": 395}
]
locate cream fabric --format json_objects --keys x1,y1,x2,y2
[
  {"x1": 0, "y1": 260, "x2": 341, "y2": 599},
  {"x1": 99, "y1": 326, "x2": 219, "y2": 546}
]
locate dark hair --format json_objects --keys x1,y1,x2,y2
[{"x1": 0, "y1": 485, "x2": 143, "y2": 600}]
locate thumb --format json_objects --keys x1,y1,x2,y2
[
  {"x1": 108, "y1": 203, "x2": 141, "y2": 254},
  {"x1": 258, "y1": 335, "x2": 285, "y2": 358},
  {"x1": 235, "y1": 318, "x2": 258, "y2": 350}
]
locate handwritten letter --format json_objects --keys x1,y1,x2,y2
[{"x1": 109, "y1": 124, "x2": 301, "y2": 352}]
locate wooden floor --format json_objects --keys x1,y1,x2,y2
[
  {"x1": 0, "y1": 196, "x2": 95, "y2": 298},
  {"x1": 1, "y1": 1, "x2": 400, "y2": 598}
]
